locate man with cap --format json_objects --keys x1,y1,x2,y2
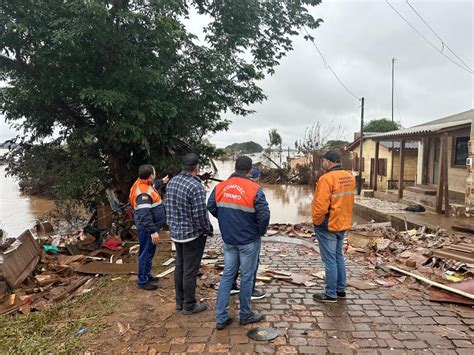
[
  {"x1": 207, "y1": 156, "x2": 270, "y2": 330},
  {"x1": 312, "y1": 151, "x2": 356, "y2": 303},
  {"x1": 166, "y1": 153, "x2": 212, "y2": 314}
]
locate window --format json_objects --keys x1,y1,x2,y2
[
  {"x1": 353, "y1": 156, "x2": 365, "y2": 172},
  {"x1": 454, "y1": 137, "x2": 469, "y2": 166},
  {"x1": 377, "y1": 159, "x2": 387, "y2": 176}
]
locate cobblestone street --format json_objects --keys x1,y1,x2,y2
[{"x1": 86, "y1": 236, "x2": 474, "y2": 354}]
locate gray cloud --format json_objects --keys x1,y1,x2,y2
[{"x1": 2, "y1": 0, "x2": 472, "y2": 150}]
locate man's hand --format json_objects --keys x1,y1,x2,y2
[
  {"x1": 151, "y1": 232, "x2": 160, "y2": 244},
  {"x1": 162, "y1": 175, "x2": 170, "y2": 184}
]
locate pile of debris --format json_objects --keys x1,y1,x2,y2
[
  {"x1": 265, "y1": 223, "x2": 314, "y2": 238},
  {"x1": 0, "y1": 217, "x2": 168, "y2": 316}
]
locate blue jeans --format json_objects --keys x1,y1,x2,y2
[
  {"x1": 315, "y1": 227, "x2": 346, "y2": 298},
  {"x1": 216, "y1": 239, "x2": 261, "y2": 324},
  {"x1": 137, "y1": 230, "x2": 157, "y2": 286}
]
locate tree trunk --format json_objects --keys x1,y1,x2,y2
[{"x1": 108, "y1": 154, "x2": 134, "y2": 202}]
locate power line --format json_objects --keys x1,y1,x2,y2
[
  {"x1": 302, "y1": 27, "x2": 361, "y2": 101},
  {"x1": 405, "y1": 0, "x2": 473, "y2": 73},
  {"x1": 386, "y1": 0, "x2": 474, "y2": 74}
]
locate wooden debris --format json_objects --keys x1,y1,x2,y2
[
  {"x1": 156, "y1": 267, "x2": 175, "y2": 278},
  {"x1": 73, "y1": 262, "x2": 138, "y2": 275},
  {"x1": 386, "y1": 265, "x2": 474, "y2": 300},
  {"x1": 162, "y1": 258, "x2": 175, "y2": 266}
]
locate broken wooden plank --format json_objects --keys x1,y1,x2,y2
[
  {"x1": 266, "y1": 269, "x2": 292, "y2": 277},
  {"x1": 386, "y1": 265, "x2": 474, "y2": 300},
  {"x1": 73, "y1": 262, "x2": 138, "y2": 275},
  {"x1": 256, "y1": 276, "x2": 272, "y2": 283},
  {"x1": 432, "y1": 249, "x2": 474, "y2": 264},
  {"x1": 452, "y1": 223, "x2": 474, "y2": 234},
  {"x1": 429, "y1": 279, "x2": 474, "y2": 305},
  {"x1": 347, "y1": 279, "x2": 378, "y2": 290},
  {"x1": 156, "y1": 267, "x2": 175, "y2": 278},
  {"x1": 162, "y1": 258, "x2": 175, "y2": 266},
  {"x1": 50, "y1": 277, "x2": 90, "y2": 303}
]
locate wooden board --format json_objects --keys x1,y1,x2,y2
[
  {"x1": 432, "y1": 249, "x2": 474, "y2": 264},
  {"x1": 156, "y1": 267, "x2": 175, "y2": 278},
  {"x1": 73, "y1": 262, "x2": 138, "y2": 275}
]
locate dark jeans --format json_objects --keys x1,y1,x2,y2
[
  {"x1": 174, "y1": 235, "x2": 207, "y2": 311},
  {"x1": 137, "y1": 229, "x2": 157, "y2": 286}
]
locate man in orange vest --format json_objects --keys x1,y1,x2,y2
[
  {"x1": 312, "y1": 151, "x2": 355, "y2": 303},
  {"x1": 129, "y1": 164, "x2": 168, "y2": 291},
  {"x1": 208, "y1": 156, "x2": 270, "y2": 330}
]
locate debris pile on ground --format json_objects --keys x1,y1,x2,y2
[
  {"x1": 265, "y1": 223, "x2": 314, "y2": 238},
  {"x1": 0, "y1": 206, "x2": 174, "y2": 316}
]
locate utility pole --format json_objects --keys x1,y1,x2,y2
[
  {"x1": 390, "y1": 58, "x2": 396, "y2": 186},
  {"x1": 358, "y1": 97, "x2": 365, "y2": 195}
]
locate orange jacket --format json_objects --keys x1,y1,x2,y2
[{"x1": 312, "y1": 166, "x2": 356, "y2": 232}]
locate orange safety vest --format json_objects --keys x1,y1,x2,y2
[
  {"x1": 215, "y1": 176, "x2": 259, "y2": 213},
  {"x1": 312, "y1": 168, "x2": 356, "y2": 232},
  {"x1": 129, "y1": 179, "x2": 162, "y2": 209}
]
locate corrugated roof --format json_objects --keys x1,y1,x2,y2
[
  {"x1": 368, "y1": 109, "x2": 472, "y2": 139},
  {"x1": 380, "y1": 141, "x2": 418, "y2": 150}
]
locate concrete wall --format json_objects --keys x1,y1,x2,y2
[{"x1": 351, "y1": 139, "x2": 417, "y2": 191}]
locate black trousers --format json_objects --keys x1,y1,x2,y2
[{"x1": 174, "y1": 235, "x2": 207, "y2": 311}]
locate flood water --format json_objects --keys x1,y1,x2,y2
[
  {"x1": 0, "y1": 164, "x2": 54, "y2": 237},
  {"x1": 208, "y1": 159, "x2": 315, "y2": 227},
  {"x1": 0, "y1": 153, "x2": 364, "y2": 237}
]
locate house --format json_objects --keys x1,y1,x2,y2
[
  {"x1": 353, "y1": 109, "x2": 473, "y2": 215},
  {"x1": 346, "y1": 137, "x2": 418, "y2": 191}
]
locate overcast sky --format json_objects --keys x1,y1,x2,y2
[{"x1": 1, "y1": 0, "x2": 472, "y2": 149}]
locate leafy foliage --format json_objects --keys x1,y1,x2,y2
[
  {"x1": 0, "y1": 0, "x2": 322, "y2": 200},
  {"x1": 267, "y1": 129, "x2": 282, "y2": 150},
  {"x1": 225, "y1": 141, "x2": 263, "y2": 154},
  {"x1": 364, "y1": 118, "x2": 402, "y2": 133},
  {"x1": 325, "y1": 140, "x2": 349, "y2": 149}
]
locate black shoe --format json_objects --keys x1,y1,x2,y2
[
  {"x1": 148, "y1": 275, "x2": 160, "y2": 283},
  {"x1": 138, "y1": 282, "x2": 158, "y2": 291},
  {"x1": 176, "y1": 304, "x2": 183, "y2": 311},
  {"x1": 240, "y1": 312, "x2": 264, "y2": 325},
  {"x1": 251, "y1": 289, "x2": 267, "y2": 300},
  {"x1": 230, "y1": 286, "x2": 240, "y2": 295},
  {"x1": 337, "y1": 291, "x2": 346, "y2": 298},
  {"x1": 312, "y1": 293, "x2": 337, "y2": 303},
  {"x1": 216, "y1": 317, "x2": 233, "y2": 330},
  {"x1": 182, "y1": 303, "x2": 208, "y2": 315}
]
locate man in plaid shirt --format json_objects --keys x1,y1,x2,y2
[{"x1": 165, "y1": 153, "x2": 212, "y2": 315}]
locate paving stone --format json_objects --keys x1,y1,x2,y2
[
  {"x1": 186, "y1": 343, "x2": 206, "y2": 353},
  {"x1": 403, "y1": 340, "x2": 428, "y2": 349},
  {"x1": 298, "y1": 346, "x2": 328, "y2": 354},
  {"x1": 276, "y1": 346, "x2": 298, "y2": 353},
  {"x1": 352, "y1": 331, "x2": 376, "y2": 339},
  {"x1": 289, "y1": 337, "x2": 307, "y2": 346},
  {"x1": 452, "y1": 340, "x2": 473, "y2": 348},
  {"x1": 434, "y1": 317, "x2": 463, "y2": 325},
  {"x1": 255, "y1": 344, "x2": 276, "y2": 353}
]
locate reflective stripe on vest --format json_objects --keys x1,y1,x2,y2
[
  {"x1": 129, "y1": 179, "x2": 162, "y2": 209},
  {"x1": 215, "y1": 177, "x2": 259, "y2": 213},
  {"x1": 331, "y1": 190, "x2": 355, "y2": 200}
]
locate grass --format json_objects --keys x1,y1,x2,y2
[
  {"x1": 0, "y1": 277, "x2": 119, "y2": 354},
  {"x1": 0, "y1": 245, "x2": 174, "y2": 354}
]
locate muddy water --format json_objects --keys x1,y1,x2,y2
[
  {"x1": 207, "y1": 159, "x2": 315, "y2": 226},
  {"x1": 0, "y1": 164, "x2": 54, "y2": 237}
]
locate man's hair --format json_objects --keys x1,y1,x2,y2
[
  {"x1": 138, "y1": 164, "x2": 155, "y2": 179},
  {"x1": 183, "y1": 164, "x2": 198, "y2": 173}
]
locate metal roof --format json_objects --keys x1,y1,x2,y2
[{"x1": 368, "y1": 109, "x2": 473, "y2": 139}]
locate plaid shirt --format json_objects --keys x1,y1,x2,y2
[{"x1": 165, "y1": 171, "x2": 212, "y2": 242}]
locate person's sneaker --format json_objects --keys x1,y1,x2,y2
[
  {"x1": 312, "y1": 293, "x2": 337, "y2": 303},
  {"x1": 251, "y1": 289, "x2": 267, "y2": 300},
  {"x1": 216, "y1": 317, "x2": 233, "y2": 330},
  {"x1": 230, "y1": 286, "x2": 240, "y2": 295},
  {"x1": 240, "y1": 312, "x2": 265, "y2": 325},
  {"x1": 182, "y1": 303, "x2": 208, "y2": 315},
  {"x1": 337, "y1": 291, "x2": 346, "y2": 298},
  {"x1": 176, "y1": 304, "x2": 183, "y2": 311},
  {"x1": 137, "y1": 282, "x2": 158, "y2": 291}
]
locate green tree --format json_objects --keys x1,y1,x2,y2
[
  {"x1": 325, "y1": 140, "x2": 349, "y2": 149},
  {"x1": 364, "y1": 118, "x2": 402, "y2": 133},
  {"x1": 0, "y1": 0, "x2": 322, "y2": 200},
  {"x1": 225, "y1": 141, "x2": 263, "y2": 154},
  {"x1": 267, "y1": 129, "x2": 282, "y2": 151}
]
